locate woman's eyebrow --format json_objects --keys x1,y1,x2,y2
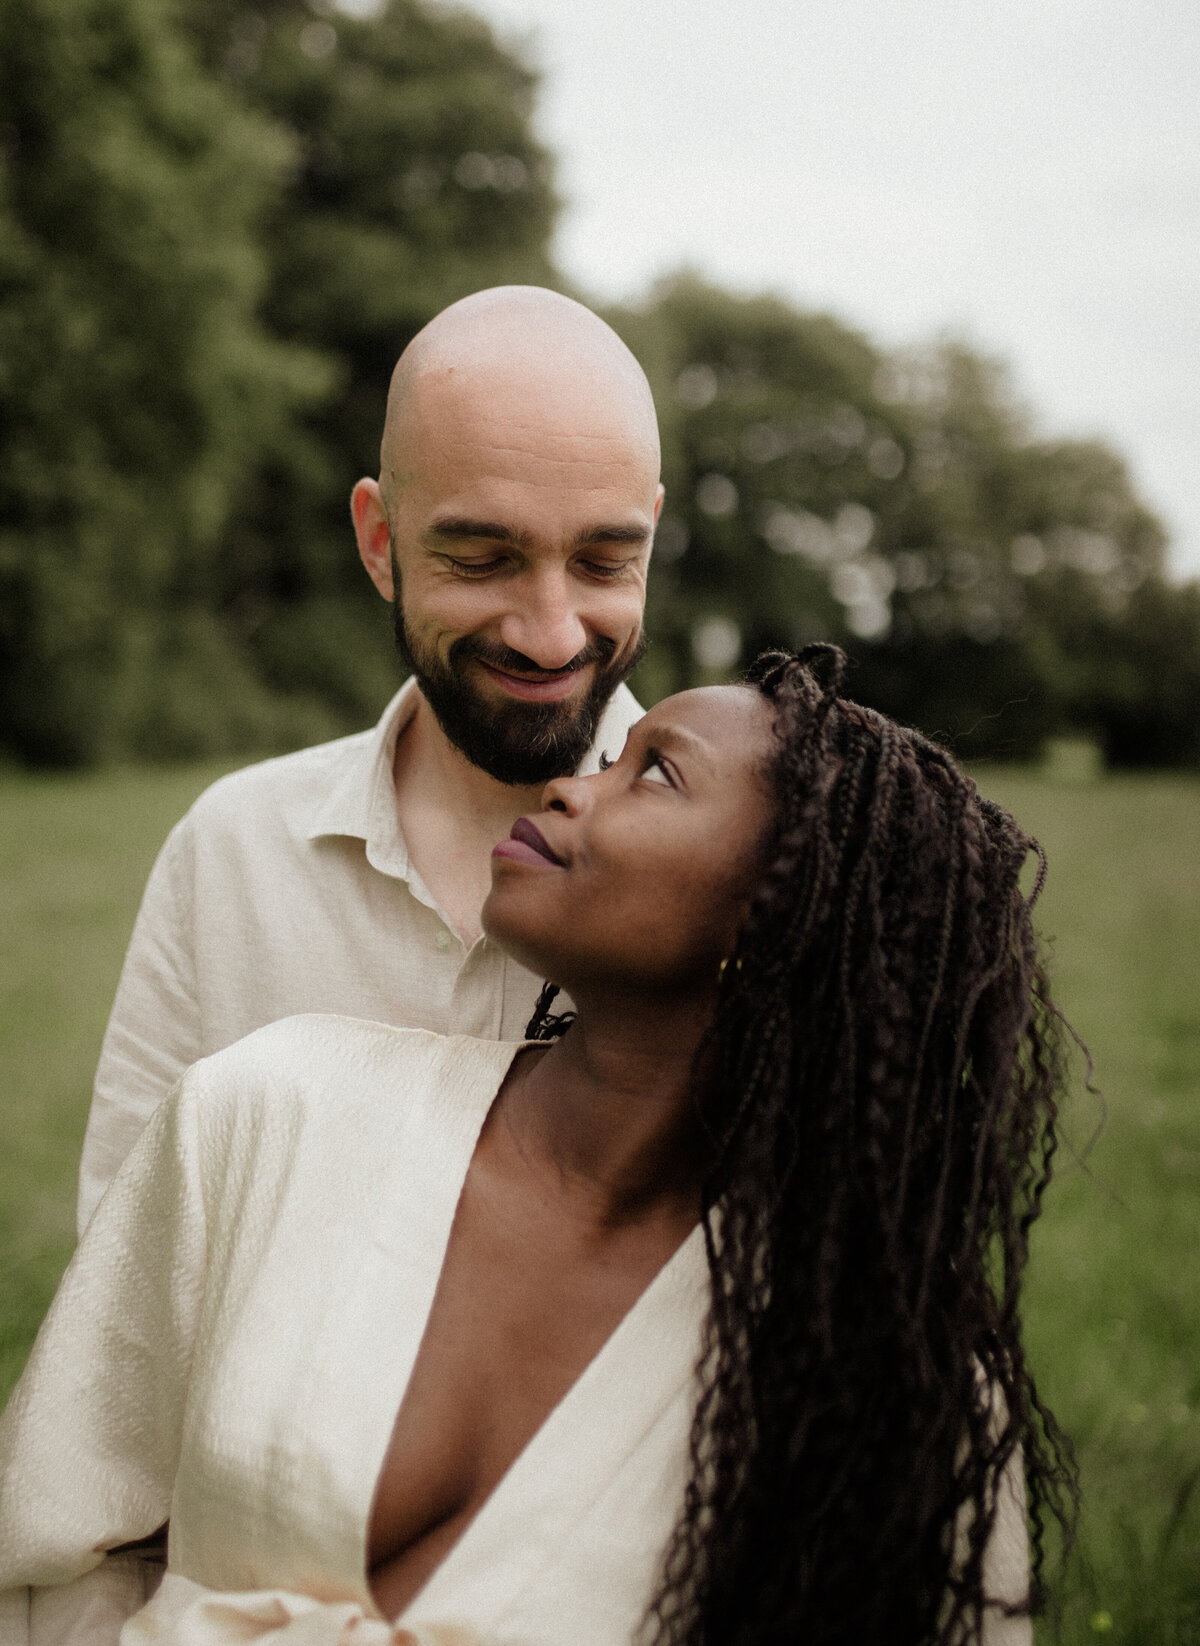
[{"x1": 647, "y1": 725, "x2": 716, "y2": 773}]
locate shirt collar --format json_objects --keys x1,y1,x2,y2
[
  {"x1": 303, "y1": 680, "x2": 418, "y2": 875},
  {"x1": 304, "y1": 677, "x2": 645, "y2": 881}
]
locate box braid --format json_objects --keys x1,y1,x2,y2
[{"x1": 526, "y1": 646, "x2": 1076, "y2": 1645}]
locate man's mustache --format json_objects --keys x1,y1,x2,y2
[{"x1": 449, "y1": 634, "x2": 618, "y2": 678}]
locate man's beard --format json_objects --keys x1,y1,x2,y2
[{"x1": 392, "y1": 598, "x2": 646, "y2": 787}]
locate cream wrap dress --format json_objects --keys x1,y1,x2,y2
[
  {"x1": 0, "y1": 1017, "x2": 1031, "y2": 1646},
  {"x1": 0, "y1": 1020, "x2": 707, "y2": 1646}
]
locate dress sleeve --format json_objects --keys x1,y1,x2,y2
[
  {"x1": 980, "y1": 1443, "x2": 1033, "y2": 1646},
  {"x1": 77, "y1": 816, "x2": 203, "y2": 1235},
  {"x1": 117, "y1": 1575, "x2": 487, "y2": 1646},
  {"x1": 0, "y1": 1068, "x2": 210, "y2": 1643}
]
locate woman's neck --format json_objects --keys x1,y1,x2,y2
[{"x1": 499, "y1": 989, "x2": 716, "y2": 1229}]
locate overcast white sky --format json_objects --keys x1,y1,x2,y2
[{"x1": 459, "y1": 0, "x2": 1200, "y2": 578}]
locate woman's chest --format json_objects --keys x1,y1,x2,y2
[
  {"x1": 366, "y1": 1175, "x2": 693, "y2": 1618},
  {"x1": 165, "y1": 1207, "x2": 704, "y2": 1646},
  {"x1": 155, "y1": 1034, "x2": 709, "y2": 1643}
]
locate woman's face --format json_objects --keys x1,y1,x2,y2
[{"x1": 482, "y1": 684, "x2": 776, "y2": 994}]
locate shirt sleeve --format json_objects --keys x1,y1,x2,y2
[
  {"x1": 0, "y1": 1068, "x2": 210, "y2": 1638},
  {"x1": 77, "y1": 816, "x2": 203, "y2": 1235}
]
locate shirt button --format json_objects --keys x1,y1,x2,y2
[{"x1": 435, "y1": 930, "x2": 452, "y2": 951}]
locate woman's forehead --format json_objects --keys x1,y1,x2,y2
[{"x1": 635, "y1": 684, "x2": 773, "y2": 760}]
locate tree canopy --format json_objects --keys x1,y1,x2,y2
[
  {"x1": 0, "y1": 0, "x2": 330, "y2": 762},
  {"x1": 1, "y1": 0, "x2": 1194, "y2": 768},
  {"x1": 0, "y1": 0, "x2": 561, "y2": 762},
  {"x1": 612, "y1": 276, "x2": 1177, "y2": 761},
  {"x1": 180, "y1": 0, "x2": 561, "y2": 729}
]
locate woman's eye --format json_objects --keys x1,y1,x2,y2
[
  {"x1": 598, "y1": 751, "x2": 613, "y2": 771},
  {"x1": 642, "y1": 758, "x2": 672, "y2": 787}
]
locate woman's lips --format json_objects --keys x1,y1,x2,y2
[{"x1": 491, "y1": 816, "x2": 565, "y2": 868}]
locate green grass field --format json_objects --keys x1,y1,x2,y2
[{"x1": 1, "y1": 753, "x2": 1197, "y2": 1641}]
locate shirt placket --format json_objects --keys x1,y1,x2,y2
[{"x1": 446, "y1": 936, "x2": 508, "y2": 1039}]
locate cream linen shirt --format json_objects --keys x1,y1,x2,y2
[{"x1": 77, "y1": 680, "x2": 644, "y2": 1233}]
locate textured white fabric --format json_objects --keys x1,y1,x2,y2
[
  {"x1": 2, "y1": 1020, "x2": 707, "y2": 1646},
  {"x1": 120, "y1": 1576, "x2": 480, "y2": 1644},
  {"x1": 3, "y1": 1015, "x2": 1032, "y2": 1645},
  {"x1": 78, "y1": 681, "x2": 644, "y2": 1232}
]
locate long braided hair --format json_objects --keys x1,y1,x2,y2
[{"x1": 528, "y1": 646, "x2": 1076, "y2": 1644}]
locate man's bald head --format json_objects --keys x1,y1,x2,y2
[
  {"x1": 379, "y1": 286, "x2": 660, "y2": 511},
  {"x1": 351, "y1": 286, "x2": 662, "y2": 787}
]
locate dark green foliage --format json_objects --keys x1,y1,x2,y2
[
  {"x1": 1065, "y1": 577, "x2": 1200, "y2": 769},
  {"x1": 615, "y1": 277, "x2": 1185, "y2": 764},
  {"x1": 180, "y1": 0, "x2": 561, "y2": 726},
  {"x1": 0, "y1": 0, "x2": 560, "y2": 763},
  {"x1": 614, "y1": 277, "x2": 891, "y2": 698},
  {"x1": 1, "y1": 7, "x2": 1194, "y2": 768},
  {"x1": 0, "y1": 0, "x2": 330, "y2": 763},
  {"x1": 849, "y1": 634, "x2": 1050, "y2": 763}
]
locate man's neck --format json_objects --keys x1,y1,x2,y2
[{"x1": 391, "y1": 692, "x2": 546, "y2": 946}]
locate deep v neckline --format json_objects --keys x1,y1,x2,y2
[{"x1": 314, "y1": 1032, "x2": 707, "y2": 1627}]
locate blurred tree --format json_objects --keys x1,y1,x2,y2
[
  {"x1": 1062, "y1": 575, "x2": 1200, "y2": 769},
  {"x1": 611, "y1": 275, "x2": 893, "y2": 703},
  {"x1": 0, "y1": 0, "x2": 559, "y2": 764},
  {"x1": 612, "y1": 276, "x2": 1174, "y2": 763},
  {"x1": 3, "y1": 13, "x2": 1189, "y2": 770},
  {"x1": 0, "y1": 0, "x2": 329, "y2": 763},
  {"x1": 852, "y1": 358, "x2": 1167, "y2": 759},
  {"x1": 179, "y1": 0, "x2": 561, "y2": 721}
]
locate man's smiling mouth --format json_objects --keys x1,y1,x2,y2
[{"x1": 477, "y1": 660, "x2": 586, "y2": 702}]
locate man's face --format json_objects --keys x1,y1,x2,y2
[
  {"x1": 357, "y1": 363, "x2": 662, "y2": 786},
  {"x1": 390, "y1": 585, "x2": 646, "y2": 787}
]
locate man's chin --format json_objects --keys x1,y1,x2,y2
[
  {"x1": 415, "y1": 672, "x2": 599, "y2": 786},
  {"x1": 393, "y1": 604, "x2": 643, "y2": 784}
]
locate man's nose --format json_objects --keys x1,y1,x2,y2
[{"x1": 498, "y1": 570, "x2": 589, "y2": 671}]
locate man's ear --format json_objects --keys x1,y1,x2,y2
[
  {"x1": 351, "y1": 478, "x2": 394, "y2": 601},
  {"x1": 653, "y1": 483, "x2": 665, "y2": 525}
]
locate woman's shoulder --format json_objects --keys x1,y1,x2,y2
[
  {"x1": 193, "y1": 1012, "x2": 520, "y2": 1075},
  {"x1": 177, "y1": 1016, "x2": 522, "y2": 1158}
]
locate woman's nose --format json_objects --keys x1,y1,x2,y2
[{"x1": 540, "y1": 771, "x2": 594, "y2": 815}]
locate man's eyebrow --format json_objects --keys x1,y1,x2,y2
[
  {"x1": 423, "y1": 518, "x2": 651, "y2": 549},
  {"x1": 425, "y1": 517, "x2": 531, "y2": 546},
  {"x1": 579, "y1": 523, "x2": 652, "y2": 546}
]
